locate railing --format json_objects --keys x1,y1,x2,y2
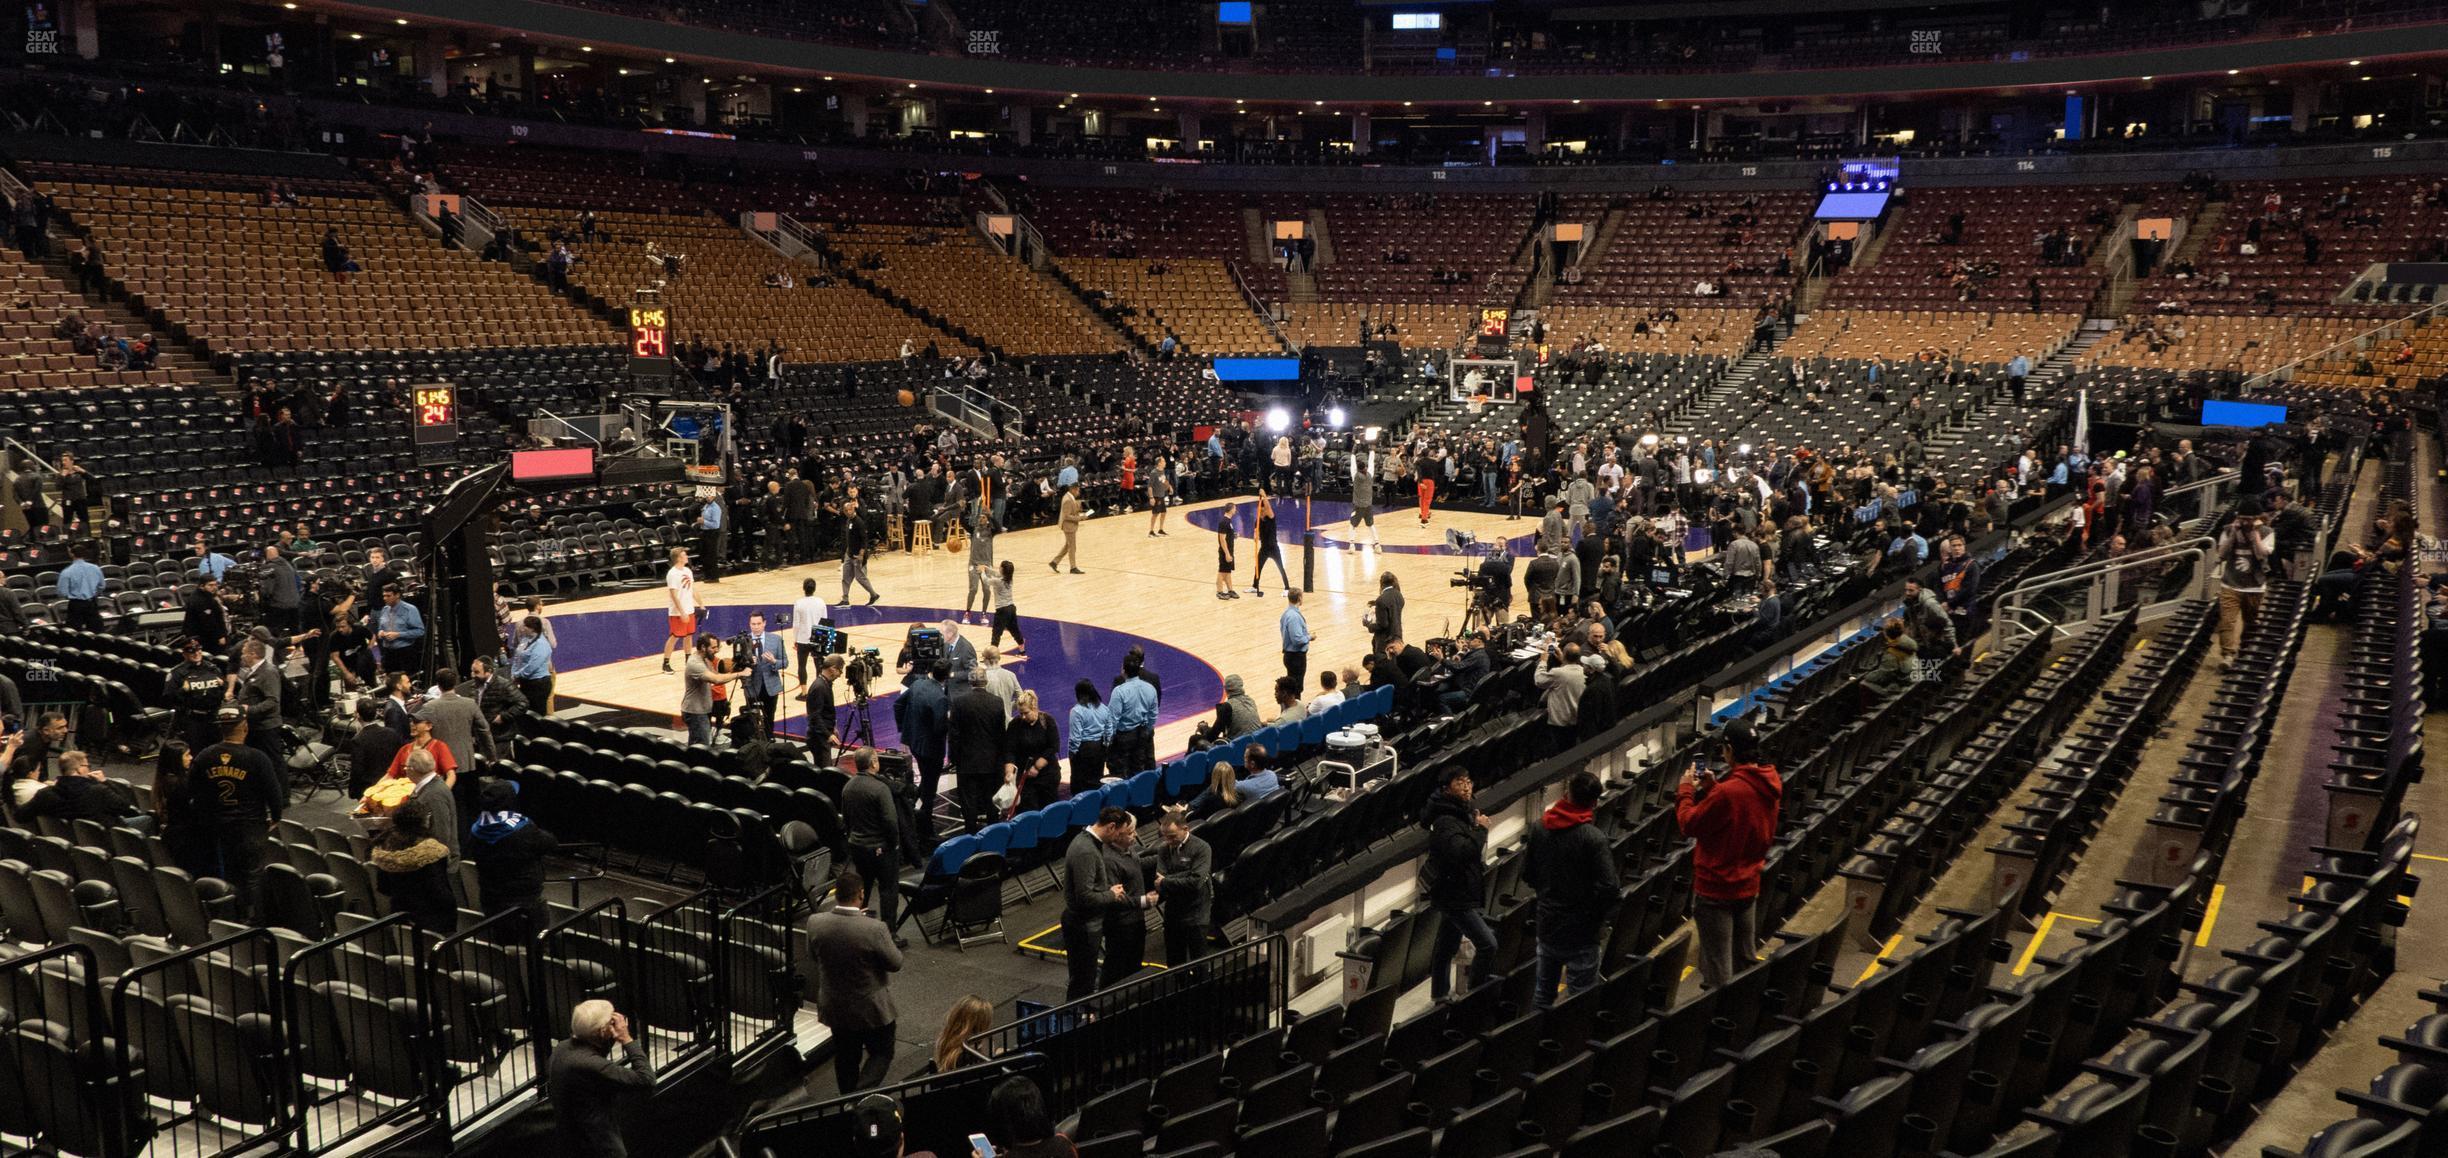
[
  {"x1": 930, "y1": 377, "x2": 1021, "y2": 439},
  {"x1": 453, "y1": 193, "x2": 502, "y2": 257},
  {"x1": 629, "y1": 890, "x2": 723, "y2": 1076},
  {"x1": 426, "y1": 912, "x2": 546, "y2": 1138},
  {"x1": 966, "y1": 937, "x2": 1288, "y2": 1120},
  {"x1": 771, "y1": 213, "x2": 827, "y2": 260},
  {"x1": 1990, "y1": 534, "x2": 2216, "y2": 645},
  {"x1": 2161, "y1": 466, "x2": 2240, "y2": 526},
  {"x1": 1227, "y1": 259, "x2": 1297, "y2": 352},
  {"x1": 2240, "y1": 298, "x2": 2448, "y2": 392},
  {"x1": 0, "y1": 888, "x2": 793, "y2": 1158},
  {"x1": 284, "y1": 915, "x2": 434, "y2": 1155},
  {"x1": 739, "y1": 210, "x2": 812, "y2": 261},
  {"x1": 113, "y1": 927, "x2": 295, "y2": 1158},
  {"x1": 527, "y1": 409, "x2": 602, "y2": 446},
  {"x1": 736, "y1": 1053, "x2": 1049, "y2": 1157},
  {"x1": 3, "y1": 942, "x2": 148, "y2": 1158},
  {"x1": 713, "y1": 885, "x2": 801, "y2": 1057},
  {"x1": 0, "y1": 165, "x2": 32, "y2": 214}
]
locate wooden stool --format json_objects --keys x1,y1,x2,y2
[
  {"x1": 911, "y1": 522, "x2": 934, "y2": 553},
  {"x1": 885, "y1": 514, "x2": 907, "y2": 551}
]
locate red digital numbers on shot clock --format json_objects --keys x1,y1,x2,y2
[
  {"x1": 630, "y1": 307, "x2": 670, "y2": 358},
  {"x1": 412, "y1": 385, "x2": 455, "y2": 427}
]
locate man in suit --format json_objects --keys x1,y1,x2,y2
[
  {"x1": 1150, "y1": 809, "x2": 1213, "y2": 966},
  {"x1": 741, "y1": 611, "x2": 789, "y2": 735},
  {"x1": 803, "y1": 865, "x2": 904, "y2": 1094},
  {"x1": 938, "y1": 618, "x2": 978, "y2": 678},
  {"x1": 547, "y1": 1000, "x2": 657, "y2": 1158},
  {"x1": 259, "y1": 542, "x2": 302, "y2": 639},
  {"x1": 1061, "y1": 807, "x2": 1143, "y2": 1000},
  {"x1": 947, "y1": 668, "x2": 1007, "y2": 832},
  {"x1": 232, "y1": 637, "x2": 288, "y2": 779},
  {"x1": 415, "y1": 668, "x2": 495, "y2": 777},
  {"x1": 892, "y1": 662, "x2": 950, "y2": 841},
  {"x1": 346, "y1": 698, "x2": 402, "y2": 797},
  {"x1": 783, "y1": 471, "x2": 818, "y2": 563},
  {"x1": 1368, "y1": 572, "x2": 1404, "y2": 655}
]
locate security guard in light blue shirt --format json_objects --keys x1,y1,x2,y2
[{"x1": 59, "y1": 542, "x2": 105, "y2": 632}]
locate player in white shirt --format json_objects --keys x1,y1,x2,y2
[
  {"x1": 791, "y1": 577, "x2": 832, "y2": 685},
  {"x1": 661, "y1": 547, "x2": 697, "y2": 673}
]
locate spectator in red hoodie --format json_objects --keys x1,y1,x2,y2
[
  {"x1": 1678, "y1": 719, "x2": 1784, "y2": 990},
  {"x1": 1526, "y1": 770, "x2": 1621, "y2": 1009}
]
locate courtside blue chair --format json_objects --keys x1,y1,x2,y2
[
  {"x1": 1301, "y1": 713, "x2": 1332, "y2": 751},
  {"x1": 975, "y1": 821, "x2": 1015, "y2": 859},
  {"x1": 1068, "y1": 788, "x2": 1106, "y2": 826},
  {"x1": 1126, "y1": 769, "x2": 1160, "y2": 809},
  {"x1": 927, "y1": 833, "x2": 981, "y2": 879},
  {"x1": 1168, "y1": 752, "x2": 1213, "y2": 799}
]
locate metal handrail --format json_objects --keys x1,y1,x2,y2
[
  {"x1": 4, "y1": 435, "x2": 57, "y2": 475},
  {"x1": 1993, "y1": 537, "x2": 2214, "y2": 645},
  {"x1": 2239, "y1": 299, "x2": 2448, "y2": 392},
  {"x1": 2161, "y1": 467, "x2": 2240, "y2": 499},
  {"x1": 531, "y1": 409, "x2": 601, "y2": 446}
]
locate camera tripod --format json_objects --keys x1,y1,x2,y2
[
  {"x1": 843, "y1": 694, "x2": 877, "y2": 749},
  {"x1": 1458, "y1": 591, "x2": 1502, "y2": 637}
]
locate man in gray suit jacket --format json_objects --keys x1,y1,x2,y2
[
  {"x1": 547, "y1": 999, "x2": 657, "y2": 1158},
  {"x1": 804, "y1": 866, "x2": 905, "y2": 1093},
  {"x1": 415, "y1": 668, "x2": 495, "y2": 772},
  {"x1": 1061, "y1": 807, "x2": 1144, "y2": 1000},
  {"x1": 233, "y1": 637, "x2": 288, "y2": 778}
]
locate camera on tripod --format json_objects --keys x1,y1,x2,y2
[
  {"x1": 844, "y1": 647, "x2": 884, "y2": 698},
  {"x1": 905, "y1": 625, "x2": 947, "y2": 667}
]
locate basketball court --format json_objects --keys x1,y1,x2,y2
[{"x1": 547, "y1": 495, "x2": 1538, "y2": 757}]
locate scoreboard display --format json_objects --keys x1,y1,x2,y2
[
  {"x1": 629, "y1": 305, "x2": 673, "y2": 375},
  {"x1": 409, "y1": 382, "x2": 459, "y2": 462}
]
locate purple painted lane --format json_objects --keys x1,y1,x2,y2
[{"x1": 547, "y1": 604, "x2": 1226, "y2": 751}]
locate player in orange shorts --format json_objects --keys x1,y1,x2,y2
[{"x1": 661, "y1": 547, "x2": 698, "y2": 672}]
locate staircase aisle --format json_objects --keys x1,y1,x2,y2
[
  {"x1": 1662, "y1": 331, "x2": 1783, "y2": 438},
  {"x1": 1923, "y1": 327, "x2": 2104, "y2": 458}
]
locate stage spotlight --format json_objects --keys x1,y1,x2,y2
[
  {"x1": 1328, "y1": 406, "x2": 1348, "y2": 428},
  {"x1": 1639, "y1": 433, "x2": 1659, "y2": 447},
  {"x1": 1737, "y1": 443, "x2": 1752, "y2": 456},
  {"x1": 1265, "y1": 407, "x2": 1291, "y2": 433},
  {"x1": 1363, "y1": 427, "x2": 1381, "y2": 442}
]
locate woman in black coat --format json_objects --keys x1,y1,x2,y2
[
  {"x1": 370, "y1": 800, "x2": 457, "y2": 936},
  {"x1": 1003, "y1": 691, "x2": 1062, "y2": 815}
]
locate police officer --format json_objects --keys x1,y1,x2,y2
[
  {"x1": 192, "y1": 707, "x2": 283, "y2": 920},
  {"x1": 165, "y1": 638, "x2": 227, "y2": 753}
]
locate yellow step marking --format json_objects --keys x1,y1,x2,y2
[
  {"x1": 1858, "y1": 934, "x2": 1906, "y2": 983},
  {"x1": 2194, "y1": 883, "x2": 2226, "y2": 947}
]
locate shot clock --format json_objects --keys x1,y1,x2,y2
[
  {"x1": 628, "y1": 304, "x2": 674, "y2": 375},
  {"x1": 408, "y1": 382, "x2": 459, "y2": 462}
]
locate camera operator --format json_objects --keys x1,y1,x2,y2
[{"x1": 800, "y1": 654, "x2": 844, "y2": 763}]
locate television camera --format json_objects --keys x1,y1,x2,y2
[{"x1": 1444, "y1": 529, "x2": 1514, "y2": 635}]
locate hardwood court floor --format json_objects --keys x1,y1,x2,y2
[{"x1": 546, "y1": 496, "x2": 1529, "y2": 758}]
